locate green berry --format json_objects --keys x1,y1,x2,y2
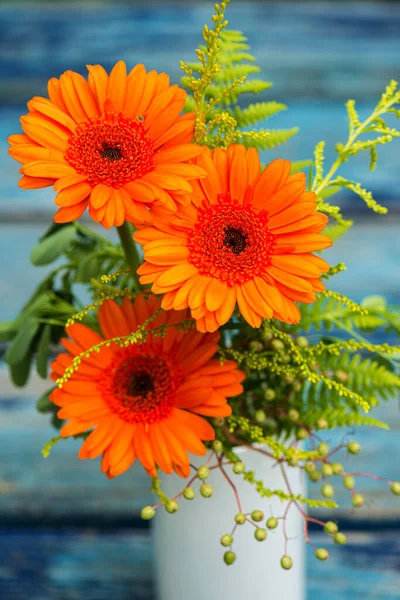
[
  {"x1": 332, "y1": 463, "x2": 344, "y2": 475},
  {"x1": 212, "y1": 440, "x2": 223, "y2": 452},
  {"x1": 220, "y1": 534, "x2": 233, "y2": 547},
  {"x1": 140, "y1": 506, "x2": 155, "y2": 520},
  {"x1": 223, "y1": 551, "x2": 236, "y2": 565},
  {"x1": 287, "y1": 456, "x2": 299, "y2": 467},
  {"x1": 321, "y1": 483, "x2": 334, "y2": 498},
  {"x1": 254, "y1": 528, "x2": 267, "y2": 542},
  {"x1": 305, "y1": 461, "x2": 316, "y2": 474},
  {"x1": 249, "y1": 340, "x2": 263, "y2": 353},
  {"x1": 333, "y1": 532, "x2": 347, "y2": 545},
  {"x1": 309, "y1": 470, "x2": 321, "y2": 483},
  {"x1": 288, "y1": 409, "x2": 300, "y2": 422},
  {"x1": 343, "y1": 475, "x2": 355, "y2": 490},
  {"x1": 212, "y1": 417, "x2": 225, "y2": 427},
  {"x1": 390, "y1": 482, "x2": 400, "y2": 495},
  {"x1": 200, "y1": 483, "x2": 213, "y2": 498},
  {"x1": 165, "y1": 501, "x2": 178, "y2": 514},
  {"x1": 271, "y1": 339, "x2": 285, "y2": 352},
  {"x1": 297, "y1": 428, "x2": 309, "y2": 440},
  {"x1": 296, "y1": 336, "x2": 308, "y2": 348},
  {"x1": 197, "y1": 465, "x2": 210, "y2": 480},
  {"x1": 264, "y1": 388, "x2": 276, "y2": 401},
  {"x1": 261, "y1": 330, "x2": 274, "y2": 344},
  {"x1": 324, "y1": 521, "x2": 338, "y2": 535},
  {"x1": 284, "y1": 375, "x2": 294, "y2": 385},
  {"x1": 352, "y1": 493, "x2": 364, "y2": 508},
  {"x1": 292, "y1": 380, "x2": 302, "y2": 392},
  {"x1": 317, "y1": 418, "x2": 329, "y2": 430},
  {"x1": 183, "y1": 487, "x2": 195, "y2": 500},
  {"x1": 235, "y1": 512, "x2": 246, "y2": 525},
  {"x1": 255, "y1": 409, "x2": 267, "y2": 423},
  {"x1": 281, "y1": 353, "x2": 291, "y2": 364},
  {"x1": 318, "y1": 442, "x2": 330, "y2": 457},
  {"x1": 347, "y1": 441, "x2": 361, "y2": 455},
  {"x1": 315, "y1": 548, "x2": 329, "y2": 561},
  {"x1": 266, "y1": 517, "x2": 278, "y2": 530},
  {"x1": 280, "y1": 555, "x2": 293, "y2": 570},
  {"x1": 251, "y1": 510, "x2": 264, "y2": 522},
  {"x1": 232, "y1": 461, "x2": 245, "y2": 475},
  {"x1": 322, "y1": 464, "x2": 333, "y2": 477},
  {"x1": 335, "y1": 369, "x2": 348, "y2": 383}
]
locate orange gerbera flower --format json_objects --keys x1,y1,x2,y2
[
  {"x1": 8, "y1": 61, "x2": 204, "y2": 228},
  {"x1": 50, "y1": 294, "x2": 244, "y2": 479},
  {"x1": 134, "y1": 145, "x2": 332, "y2": 332}
]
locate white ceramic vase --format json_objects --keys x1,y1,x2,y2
[{"x1": 154, "y1": 447, "x2": 306, "y2": 600}]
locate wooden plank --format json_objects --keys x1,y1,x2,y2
[{"x1": 0, "y1": 528, "x2": 399, "y2": 600}]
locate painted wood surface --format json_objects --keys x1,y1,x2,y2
[{"x1": 1, "y1": 528, "x2": 399, "y2": 600}]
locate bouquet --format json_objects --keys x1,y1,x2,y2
[{"x1": 3, "y1": 0, "x2": 400, "y2": 573}]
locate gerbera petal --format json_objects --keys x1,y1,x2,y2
[
  {"x1": 155, "y1": 263, "x2": 198, "y2": 288},
  {"x1": 204, "y1": 278, "x2": 227, "y2": 312},
  {"x1": 236, "y1": 286, "x2": 262, "y2": 328},
  {"x1": 55, "y1": 181, "x2": 92, "y2": 207},
  {"x1": 87, "y1": 64, "x2": 109, "y2": 112},
  {"x1": 123, "y1": 64, "x2": 147, "y2": 117},
  {"x1": 106, "y1": 60, "x2": 127, "y2": 113},
  {"x1": 54, "y1": 199, "x2": 88, "y2": 223},
  {"x1": 215, "y1": 285, "x2": 237, "y2": 326}
]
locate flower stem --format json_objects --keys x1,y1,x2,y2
[{"x1": 117, "y1": 222, "x2": 141, "y2": 289}]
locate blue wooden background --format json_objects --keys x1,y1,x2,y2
[{"x1": 1, "y1": 2, "x2": 400, "y2": 598}]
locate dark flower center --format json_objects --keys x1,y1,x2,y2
[
  {"x1": 99, "y1": 143, "x2": 123, "y2": 162},
  {"x1": 223, "y1": 226, "x2": 249, "y2": 255},
  {"x1": 128, "y1": 371, "x2": 155, "y2": 397}
]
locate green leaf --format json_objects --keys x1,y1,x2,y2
[
  {"x1": 36, "y1": 389, "x2": 55, "y2": 413},
  {"x1": 74, "y1": 255, "x2": 103, "y2": 283},
  {"x1": 36, "y1": 324, "x2": 51, "y2": 378},
  {"x1": 361, "y1": 295, "x2": 387, "y2": 312},
  {"x1": 0, "y1": 320, "x2": 17, "y2": 342},
  {"x1": 4, "y1": 317, "x2": 39, "y2": 366},
  {"x1": 31, "y1": 225, "x2": 76, "y2": 266},
  {"x1": 10, "y1": 352, "x2": 33, "y2": 387}
]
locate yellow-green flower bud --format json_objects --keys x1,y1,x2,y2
[
  {"x1": 321, "y1": 483, "x2": 334, "y2": 498},
  {"x1": 343, "y1": 475, "x2": 355, "y2": 490},
  {"x1": 324, "y1": 521, "x2": 338, "y2": 535},
  {"x1": 220, "y1": 534, "x2": 233, "y2": 547},
  {"x1": 254, "y1": 528, "x2": 267, "y2": 542},
  {"x1": 200, "y1": 483, "x2": 213, "y2": 498},
  {"x1": 140, "y1": 506, "x2": 155, "y2": 520},
  {"x1": 318, "y1": 442, "x2": 330, "y2": 457},
  {"x1": 165, "y1": 500, "x2": 178, "y2": 514},
  {"x1": 183, "y1": 487, "x2": 195, "y2": 500},
  {"x1": 322, "y1": 464, "x2": 333, "y2": 477},
  {"x1": 280, "y1": 555, "x2": 293, "y2": 570},
  {"x1": 197, "y1": 465, "x2": 210, "y2": 480},
  {"x1": 334, "y1": 532, "x2": 347, "y2": 545},
  {"x1": 224, "y1": 551, "x2": 236, "y2": 565},
  {"x1": 347, "y1": 441, "x2": 361, "y2": 455},
  {"x1": 390, "y1": 482, "x2": 400, "y2": 495},
  {"x1": 315, "y1": 548, "x2": 329, "y2": 561},
  {"x1": 251, "y1": 510, "x2": 264, "y2": 522},
  {"x1": 266, "y1": 517, "x2": 278, "y2": 530},
  {"x1": 235, "y1": 512, "x2": 246, "y2": 525},
  {"x1": 352, "y1": 493, "x2": 364, "y2": 508},
  {"x1": 332, "y1": 463, "x2": 344, "y2": 475},
  {"x1": 232, "y1": 461, "x2": 245, "y2": 475}
]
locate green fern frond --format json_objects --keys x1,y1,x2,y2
[
  {"x1": 237, "y1": 127, "x2": 298, "y2": 150},
  {"x1": 300, "y1": 407, "x2": 390, "y2": 430},
  {"x1": 231, "y1": 102, "x2": 287, "y2": 127},
  {"x1": 330, "y1": 177, "x2": 387, "y2": 214}
]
